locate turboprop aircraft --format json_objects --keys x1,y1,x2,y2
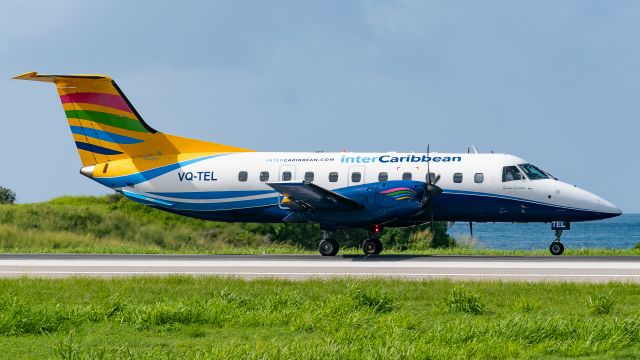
[{"x1": 15, "y1": 72, "x2": 622, "y2": 256}]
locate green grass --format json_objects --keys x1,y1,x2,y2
[
  {"x1": 0, "y1": 195, "x2": 318, "y2": 254},
  {"x1": 0, "y1": 195, "x2": 638, "y2": 256},
  {"x1": 0, "y1": 277, "x2": 640, "y2": 359}
]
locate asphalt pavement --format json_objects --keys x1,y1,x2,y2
[{"x1": 1, "y1": 254, "x2": 640, "y2": 282}]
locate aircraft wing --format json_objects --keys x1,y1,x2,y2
[{"x1": 267, "y1": 182, "x2": 363, "y2": 211}]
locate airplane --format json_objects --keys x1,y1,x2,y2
[{"x1": 14, "y1": 72, "x2": 622, "y2": 256}]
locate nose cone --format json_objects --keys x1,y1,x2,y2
[
  {"x1": 598, "y1": 198, "x2": 622, "y2": 218},
  {"x1": 549, "y1": 181, "x2": 622, "y2": 221}
]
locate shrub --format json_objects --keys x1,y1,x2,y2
[
  {"x1": 0, "y1": 187, "x2": 16, "y2": 205},
  {"x1": 380, "y1": 222, "x2": 455, "y2": 250}
]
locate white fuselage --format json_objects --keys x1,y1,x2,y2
[{"x1": 119, "y1": 152, "x2": 620, "y2": 224}]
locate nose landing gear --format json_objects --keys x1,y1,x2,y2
[
  {"x1": 549, "y1": 229, "x2": 565, "y2": 256},
  {"x1": 549, "y1": 221, "x2": 570, "y2": 256}
]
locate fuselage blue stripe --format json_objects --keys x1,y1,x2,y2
[
  {"x1": 70, "y1": 126, "x2": 143, "y2": 144},
  {"x1": 126, "y1": 193, "x2": 278, "y2": 211},
  {"x1": 124, "y1": 179, "x2": 609, "y2": 223},
  {"x1": 75, "y1": 141, "x2": 123, "y2": 155},
  {"x1": 123, "y1": 190, "x2": 174, "y2": 206},
  {"x1": 148, "y1": 190, "x2": 277, "y2": 199},
  {"x1": 136, "y1": 183, "x2": 594, "y2": 215}
]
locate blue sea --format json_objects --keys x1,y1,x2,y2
[{"x1": 447, "y1": 214, "x2": 640, "y2": 250}]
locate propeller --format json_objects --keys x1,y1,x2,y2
[{"x1": 420, "y1": 144, "x2": 443, "y2": 232}]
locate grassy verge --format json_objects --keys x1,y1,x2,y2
[
  {"x1": 0, "y1": 195, "x2": 638, "y2": 256},
  {"x1": 1, "y1": 244, "x2": 640, "y2": 256},
  {"x1": 0, "y1": 277, "x2": 639, "y2": 359}
]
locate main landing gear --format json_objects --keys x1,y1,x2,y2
[
  {"x1": 317, "y1": 228, "x2": 384, "y2": 256},
  {"x1": 319, "y1": 233, "x2": 339, "y2": 256},
  {"x1": 549, "y1": 229, "x2": 565, "y2": 256},
  {"x1": 362, "y1": 237, "x2": 383, "y2": 256},
  {"x1": 362, "y1": 225, "x2": 383, "y2": 256}
]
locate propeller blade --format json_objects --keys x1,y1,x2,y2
[
  {"x1": 426, "y1": 183, "x2": 443, "y2": 197},
  {"x1": 424, "y1": 143, "x2": 439, "y2": 234}
]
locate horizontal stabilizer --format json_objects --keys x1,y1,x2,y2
[
  {"x1": 13, "y1": 71, "x2": 110, "y2": 83},
  {"x1": 267, "y1": 182, "x2": 362, "y2": 211}
]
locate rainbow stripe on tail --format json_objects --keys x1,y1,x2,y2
[{"x1": 14, "y1": 72, "x2": 252, "y2": 168}]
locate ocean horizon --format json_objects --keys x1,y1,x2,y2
[{"x1": 448, "y1": 213, "x2": 640, "y2": 250}]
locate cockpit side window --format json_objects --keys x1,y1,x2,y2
[
  {"x1": 502, "y1": 166, "x2": 523, "y2": 182},
  {"x1": 518, "y1": 163, "x2": 550, "y2": 180}
]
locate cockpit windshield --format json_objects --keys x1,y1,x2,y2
[{"x1": 518, "y1": 163, "x2": 550, "y2": 180}]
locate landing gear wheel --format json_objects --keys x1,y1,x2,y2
[
  {"x1": 549, "y1": 242, "x2": 564, "y2": 256},
  {"x1": 319, "y1": 238, "x2": 339, "y2": 256},
  {"x1": 372, "y1": 238, "x2": 383, "y2": 255},
  {"x1": 362, "y1": 238, "x2": 383, "y2": 255}
]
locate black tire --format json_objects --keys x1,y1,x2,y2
[
  {"x1": 319, "y1": 238, "x2": 339, "y2": 256},
  {"x1": 362, "y1": 239, "x2": 383, "y2": 255},
  {"x1": 549, "y1": 242, "x2": 564, "y2": 256},
  {"x1": 373, "y1": 238, "x2": 383, "y2": 255}
]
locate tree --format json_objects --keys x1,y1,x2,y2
[{"x1": 0, "y1": 187, "x2": 16, "y2": 205}]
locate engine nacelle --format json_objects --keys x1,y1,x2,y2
[{"x1": 308, "y1": 180, "x2": 426, "y2": 227}]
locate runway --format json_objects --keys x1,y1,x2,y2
[{"x1": 2, "y1": 254, "x2": 640, "y2": 282}]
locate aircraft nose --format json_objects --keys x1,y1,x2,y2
[{"x1": 598, "y1": 198, "x2": 622, "y2": 217}]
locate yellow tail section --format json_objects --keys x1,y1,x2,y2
[{"x1": 14, "y1": 72, "x2": 253, "y2": 167}]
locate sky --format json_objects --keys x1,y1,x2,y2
[{"x1": 1, "y1": 0, "x2": 639, "y2": 212}]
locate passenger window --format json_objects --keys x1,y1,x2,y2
[
  {"x1": 502, "y1": 166, "x2": 523, "y2": 182},
  {"x1": 402, "y1": 172, "x2": 412, "y2": 181},
  {"x1": 426, "y1": 172, "x2": 436, "y2": 183},
  {"x1": 329, "y1": 172, "x2": 339, "y2": 182},
  {"x1": 304, "y1": 171, "x2": 314, "y2": 182},
  {"x1": 453, "y1": 173, "x2": 463, "y2": 183},
  {"x1": 474, "y1": 173, "x2": 484, "y2": 183},
  {"x1": 378, "y1": 172, "x2": 388, "y2": 182},
  {"x1": 351, "y1": 172, "x2": 362, "y2": 183},
  {"x1": 282, "y1": 171, "x2": 292, "y2": 181},
  {"x1": 259, "y1": 171, "x2": 270, "y2": 182},
  {"x1": 238, "y1": 171, "x2": 248, "y2": 182}
]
